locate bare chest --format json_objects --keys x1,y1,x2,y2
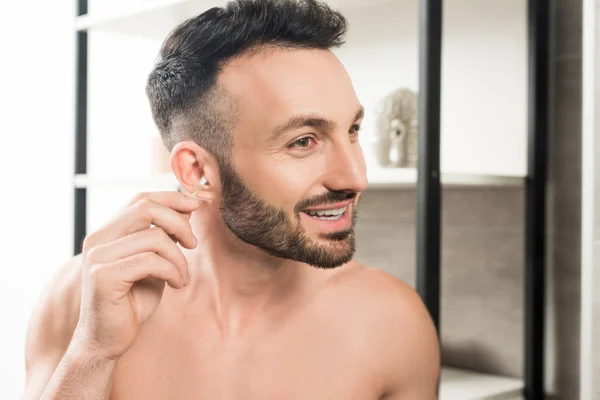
[{"x1": 109, "y1": 311, "x2": 380, "y2": 400}]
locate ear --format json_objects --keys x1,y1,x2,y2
[{"x1": 170, "y1": 141, "x2": 219, "y2": 203}]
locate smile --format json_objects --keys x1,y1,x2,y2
[{"x1": 303, "y1": 206, "x2": 347, "y2": 221}]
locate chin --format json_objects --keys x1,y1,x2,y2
[
  {"x1": 305, "y1": 235, "x2": 356, "y2": 269},
  {"x1": 309, "y1": 253, "x2": 354, "y2": 269}
]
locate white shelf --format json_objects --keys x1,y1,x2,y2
[
  {"x1": 74, "y1": 168, "x2": 523, "y2": 190},
  {"x1": 366, "y1": 166, "x2": 524, "y2": 189},
  {"x1": 440, "y1": 367, "x2": 523, "y2": 400},
  {"x1": 75, "y1": 0, "x2": 393, "y2": 38}
]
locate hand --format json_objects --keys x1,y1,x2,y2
[{"x1": 72, "y1": 191, "x2": 205, "y2": 361}]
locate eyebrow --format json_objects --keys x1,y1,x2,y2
[{"x1": 270, "y1": 105, "x2": 365, "y2": 141}]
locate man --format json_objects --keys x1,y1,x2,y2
[{"x1": 23, "y1": 0, "x2": 440, "y2": 398}]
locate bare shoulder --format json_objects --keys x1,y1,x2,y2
[
  {"x1": 326, "y1": 263, "x2": 441, "y2": 398},
  {"x1": 22, "y1": 254, "x2": 84, "y2": 399},
  {"x1": 326, "y1": 262, "x2": 432, "y2": 320}
]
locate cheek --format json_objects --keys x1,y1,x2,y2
[{"x1": 243, "y1": 158, "x2": 322, "y2": 210}]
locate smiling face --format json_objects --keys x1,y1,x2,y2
[{"x1": 217, "y1": 47, "x2": 368, "y2": 268}]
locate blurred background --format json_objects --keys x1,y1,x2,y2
[
  {"x1": 0, "y1": 0, "x2": 596, "y2": 399},
  {"x1": 0, "y1": 0, "x2": 76, "y2": 397}
]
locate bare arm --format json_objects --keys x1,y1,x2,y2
[
  {"x1": 26, "y1": 255, "x2": 117, "y2": 399},
  {"x1": 39, "y1": 339, "x2": 117, "y2": 400},
  {"x1": 25, "y1": 257, "x2": 118, "y2": 400},
  {"x1": 22, "y1": 255, "x2": 83, "y2": 400}
]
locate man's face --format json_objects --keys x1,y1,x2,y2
[{"x1": 218, "y1": 48, "x2": 368, "y2": 269}]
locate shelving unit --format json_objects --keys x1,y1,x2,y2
[
  {"x1": 439, "y1": 368, "x2": 523, "y2": 400},
  {"x1": 74, "y1": 0, "x2": 547, "y2": 398}
]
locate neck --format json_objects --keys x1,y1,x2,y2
[{"x1": 182, "y1": 205, "x2": 311, "y2": 335}]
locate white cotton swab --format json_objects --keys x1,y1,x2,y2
[{"x1": 192, "y1": 176, "x2": 208, "y2": 197}]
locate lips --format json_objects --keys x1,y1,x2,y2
[{"x1": 303, "y1": 199, "x2": 354, "y2": 211}]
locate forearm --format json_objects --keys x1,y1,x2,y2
[{"x1": 40, "y1": 344, "x2": 117, "y2": 400}]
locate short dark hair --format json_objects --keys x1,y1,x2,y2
[{"x1": 146, "y1": 0, "x2": 348, "y2": 163}]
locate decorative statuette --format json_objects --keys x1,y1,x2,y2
[{"x1": 375, "y1": 88, "x2": 418, "y2": 168}]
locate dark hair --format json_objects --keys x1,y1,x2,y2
[{"x1": 146, "y1": 0, "x2": 348, "y2": 163}]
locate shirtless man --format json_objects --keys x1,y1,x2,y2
[{"x1": 23, "y1": 1, "x2": 440, "y2": 399}]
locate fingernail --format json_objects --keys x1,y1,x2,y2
[
  {"x1": 193, "y1": 235, "x2": 198, "y2": 246},
  {"x1": 187, "y1": 196, "x2": 200, "y2": 204}
]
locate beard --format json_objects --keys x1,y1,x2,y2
[{"x1": 218, "y1": 162, "x2": 358, "y2": 269}]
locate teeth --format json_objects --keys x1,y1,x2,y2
[{"x1": 305, "y1": 206, "x2": 347, "y2": 218}]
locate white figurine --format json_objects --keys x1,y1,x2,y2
[{"x1": 375, "y1": 88, "x2": 418, "y2": 168}]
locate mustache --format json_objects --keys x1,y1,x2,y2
[{"x1": 295, "y1": 190, "x2": 357, "y2": 213}]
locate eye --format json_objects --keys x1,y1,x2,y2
[
  {"x1": 350, "y1": 124, "x2": 361, "y2": 135},
  {"x1": 349, "y1": 124, "x2": 361, "y2": 141},
  {"x1": 290, "y1": 136, "x2": 315, "y2": 149}
]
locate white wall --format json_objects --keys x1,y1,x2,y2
[
  {"x1": 336, "y1": 0, "x2": 527, "y2": 176},
  {"x1": 0, "y1": 1, "x2": 75, "y2": 397}
]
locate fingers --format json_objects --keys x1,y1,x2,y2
[
  {"x1": 83, "y1": 192, "x2": 205, "y2": 252},
  {"x1": 86, "y1": 228, "x2": 190, "y2": 285},
  {"x1": 126, "y1": 191, "x2": 208, "y2": 210},
  {"x1": 93, "y1": 252, "x2": 185, "y2": 290},
  {"x1": 121, "y1": 199, "x2": 197, "y2": 248}
]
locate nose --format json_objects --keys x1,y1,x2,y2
[{"x1": 324, "y1": 139, "x2": 368, "y2": 193}]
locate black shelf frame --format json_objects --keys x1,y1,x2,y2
[
  {"x1": 523, "y1": 1, "x2": 549, "y2": 398},
  {"x1": 415, "y1": 1, "x2": 549, "y2": 398},
  {"x1": 74, "y1": 1, "x2": 549, "y2": 398},
  {"x1": 74, "y1": 0, "x2": 88, "y2": 255}
]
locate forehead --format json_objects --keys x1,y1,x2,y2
[{"x1": 219, "y1": 47, "x2": 359, "y2": 135}]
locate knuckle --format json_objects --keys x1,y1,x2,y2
[
  {"x1": 131, "y1": 192, "x2": 150, "y2": 204},
  {"x1": 139, "y1": 204, "x2": 155, "y2": 222},
  {"x1": 133, "y1": 197, "x2": 153, "y2": 211},
  {"x1": 81, "y1": 233, "x2": 97, "y2": 253},
  {"x1": 131, "y1": 199, "x2": 156, "y2": 222},
  {"x1": 85, "y1": 246, "x2": 100, "y2": 263}
]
